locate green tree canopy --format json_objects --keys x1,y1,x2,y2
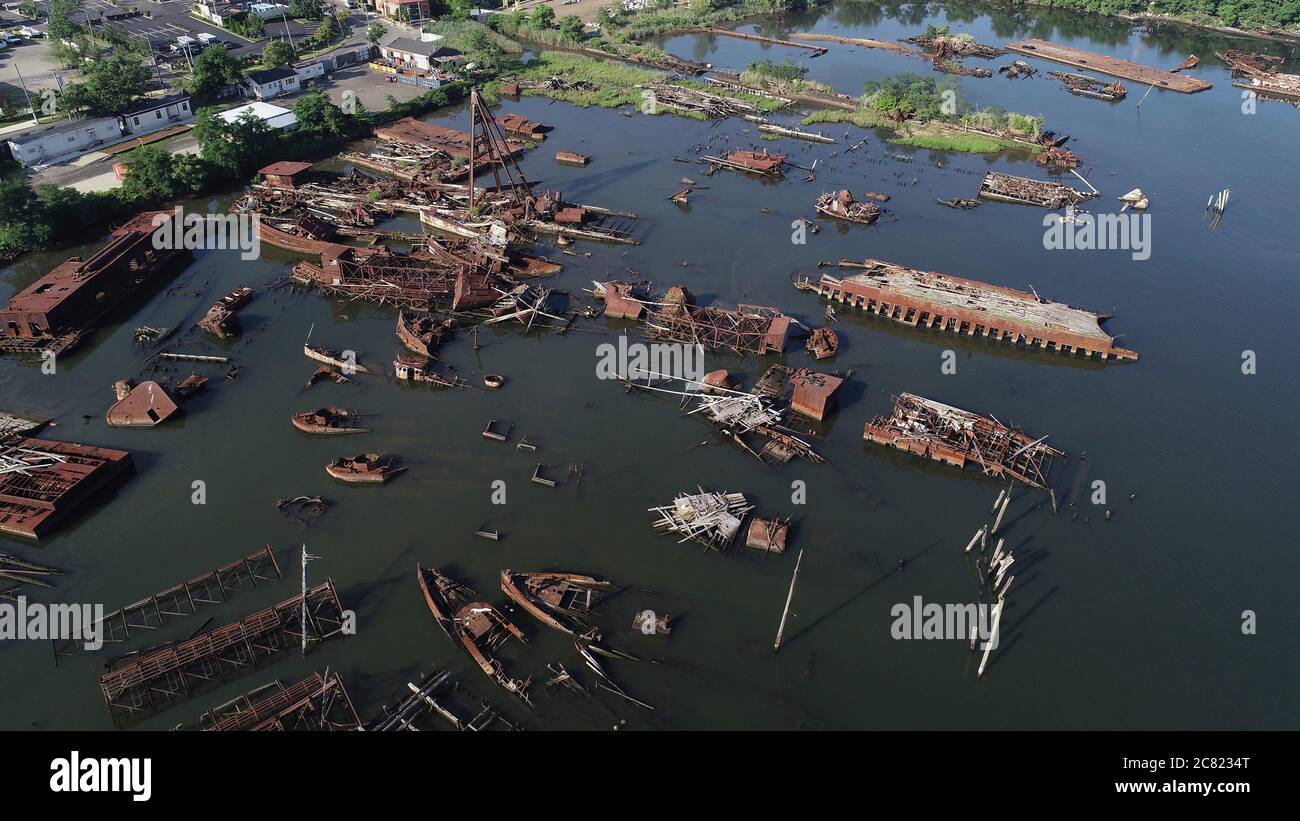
[
  {"x1": 531, "y1": 5, "x2": 555, "y2": 28},
  {"x1": 558, "y1": 15, "x2": 585, "y2": 39},
  {"x1": 58, "y1": 55, "x2": 152, "y2": 117},
  {"x1": 186, "y1": 45, "x2": 244, "y2": 101},
  {"x1": 262, "y1": 39, "x2": 296, "y2": 68},
  {"x1": 48, "y1": 0, "x2": 85, "y2": 42}
]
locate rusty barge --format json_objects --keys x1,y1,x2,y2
[
  {"x1": 979, "y1": 171, "x2": 1092, "y2": 208},
  {"x1": 1005, "y1": 39, "x2": 1211, "y2": 93},
  {"x1": 863, "y1": 393, "x2": 1063, "y2": 490},
  {"x1": 0, "y1": 210, "x2": 189, "y2": 356},
  {"x1": 801, "y1": 259, "x2": 1136, "y2": 362},
  {"x1": 0, "y1": 437, "x2": 134, "y2": 539}
]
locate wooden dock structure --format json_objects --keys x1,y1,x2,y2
[
  {"x1": 200, "y1": 671, "x2": 361, "y2": 731},
  {"x1": 1005, "y1": 39, "x2": 1211, "y2": 93},
  {"x1": 802, "y1": 259, "x2": 1137, "y2": 362},
  {"x1": 696, "y1": 27, "x2": 828, "y2": 55}
]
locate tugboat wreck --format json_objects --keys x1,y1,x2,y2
[
  {"x1": 863, "y1": 393, "x2": 1062, "y2": 489},
  {"x1": 799, "y1": 258, "x2": 1137, "y2": 361}
]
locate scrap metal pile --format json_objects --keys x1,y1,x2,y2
[
  {"x1": 978, "y1": 171, "x2": 1092, "y2": 209},
  {"x1": 641, "y1": 285, "x2": 793, "y2": 356},
  {"x1": 1217, "y1": 48, "x2": 1300, "y2": 100},
  {"x1": 862, "y1": 393, "x2": 1062, "y2": 489}
]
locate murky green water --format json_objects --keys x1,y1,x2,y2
[{"x1": 2, "y1": 1, "x2": 1298, "y2": 730}]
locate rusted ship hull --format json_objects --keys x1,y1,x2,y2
[
  {"x1": 304, "y1": 344, "x2": 372, "y2": 373},
  {"x1": 325, "y1": 454, "x2": 402, "y2": 484},
  {"x1": 291, "y1": 408, "x2": 368, "y2": 435},
  {"x1": 499, "y1": 570, "x2": 616, "y2": 642}
]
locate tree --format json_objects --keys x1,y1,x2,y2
[
  {"x1": 262, "y1": 39, "x2": 296, "y2": 68},
  {"x1": 48, "y1": 0, "x2": 84, "y2": 42},
  {"x1": 186, "y1": 45, "x2": 243, "y2": 101},
  {"x1": 558, "y1": 15, "x2": 584, "y2": 39},
  {"x1": 313, "y1": 12, "x2": 341, "y2": 44},
  {"x1": 443, "y1": 0, "x2": 472, "y2": 20},
  {"x1": 18, "y1": 0, "x2": 37, "y2": 18},
  {"x1": 292, "y1": 87, "x2": 351, "y2": 136},
  {"x1": 290, "y1": 0, "x2": 325, "y2": 20},
  {"x1": 0, "y1": 176, "x2": 50, "y2": 255},
  {"x1": 595, "y1": 6, "x2": 612, "y2": 28},
  {"x1": 531, "y1": 5, "x2": 555, "y2": 28},
  {"x1": 460, "y1": 26, "x2": 502, "y2": 66},
  {"x1": 122, "y1": 145, "x2": 178, "y2": 201},
  {"x1": 58, "y1": 56, "x2": 152, "y2": 117},
  {"x1": 366, "y1": 22, "x2": 386, "y2": 45},
  {"x1": 193, "y1": 107, "x2": 276, "y2": 177}
]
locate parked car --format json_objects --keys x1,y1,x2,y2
[{"x1": 3, "y1": 34, "x2": 24, "y2": 45}]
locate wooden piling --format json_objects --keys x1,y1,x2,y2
[{"x1": 773, "y1": 549, "x2": 804, "y2": 652}]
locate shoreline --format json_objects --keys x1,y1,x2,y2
[{"x1": 990, "y1": 2, "x2": 1300, "y2": 46}]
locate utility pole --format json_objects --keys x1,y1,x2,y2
[
  {"x1": 300, "y1": 544, "x2": 319, "y2": 656},
  {"x1": 12, "y1": 62, "x2": 38, "y2": 123}
]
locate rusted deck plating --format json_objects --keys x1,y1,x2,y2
[
  {"x1": 0, "y1": 437, "x2": 134, "y2": 539},
  {"x1": 1005, "y1": 39, "x2": 1211, "y2": 93},
  {"x1": 812, "y1": 259, "x2": 1136, "y2": 362}
]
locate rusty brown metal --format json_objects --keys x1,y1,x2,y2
[{"x1": 0, "y1": 437, "x2": 134, "y2": 539}]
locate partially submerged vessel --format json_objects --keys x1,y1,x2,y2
[
  {"x1": 499, "y1": 570, "x2": 618, "y2": 643},
  {"x1": 197, "y1": 287, "x2": 254, "y2": 338},
  {"x1": 304, "y1": 343, "x2": 372, "y2": 373},
  {"x1": 417, "y1": 565, "x2": 532, "y2": 704},
  {"x1": 325, "y1": 453, "x2": 404, "y2": 484},
  {"x1": 291, "y1": 407, "x2": 368, "y2": 435},
  {"x1": 555, "y1": 150, "x2": 590, "y2": 166},
  {"x1": 816, "y1": 190, "x2": 882, "y2": 225},
  {"x1": 396, "y1": 311, "x2": 454, "y2": 358}
]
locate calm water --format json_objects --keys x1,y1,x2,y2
[{"x1": 2, "y1": 1, "x2": 1298, "y2": 730}]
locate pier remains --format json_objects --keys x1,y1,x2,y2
[{"x1": 200, "y1": 671, "x2": 361, "y2": 731}]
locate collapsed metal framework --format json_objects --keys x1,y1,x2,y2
[
  {"x1": 99, "y1": 580, "x2": 348, "y2": 721},
  {"x1": 307, "y1": 250, "x2": 459, "y2": 310},
  {"x1": 54, "y1": 546, "x2": 283, "y2": 657},
  {"x1": 643, "y1": 288, "x2": 792, "y2": 356},
  {"x1": 365, "y1": 667, "x2": 519, "y2": 731},
  {"x1": 979, "y1": 171, "x2": 1092, "y2": 209},
  {"x1": 200, "y1": 671, "x2": 361, "y2": 731},
  {"x1": 863, "y1": 393, "x2": 1062, "y2": 489}
]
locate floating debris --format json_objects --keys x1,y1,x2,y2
[
  {"x1": 746, "y1": 517, "x2": 790, "y2": 554},
  {"x1": 699, "y1": 148, "x2": 788, "y2": 177},
  {"x1": 1118, "y1": 188, "x2": 1150, "y2": 211},
  {"x1": 978, "y1": 171, "x2": 1092, "y2": 209},
  {"x1": 805, "y1": 326, "x2": 839, "y2": 360},
  {"x1": 936, "y1": 197, "x2": 981, "y2": 209},
  {"x1": 649, "y1": 489, "x2": 753, "y2": 550}
]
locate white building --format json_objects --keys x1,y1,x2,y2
[
  {"x1": 120, "y1": 94, "x2": 194, "y2": 136},
  {"x1": 294, "y1": 60, "x2": 326, "y2": 84},
  {"x1": 218, "y1": 101, "x2": 299, "y2": 131},
  {"x1": 244, "y1": 66, "x2": 300, "y2": 100},
  {"x1": 248, "y1": 3, "x2": 289, "y2": 20},
  {"x1": 5, "y1": 117, "x2": 123, "y2": 167}
]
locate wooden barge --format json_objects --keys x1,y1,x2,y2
[
  {"x1": 700, "y1": 149, "x2": 787, "y2": 177},
  {"x1": 979, "y1": 171, "x2": 1091, "y2": 209},
  {"x1": 0, "y1": 210, "x2": 189, "y2": 356},
  {"x1": 863, "y1": 393, "x2": 1063, "y2": 489},
  {"x1": 495, "y1": 113, "x2": 550, "y2": 140},
  {"x1": 1005, "y1": 39, "x2": 1211, "y2": 93},
  {"x1": 417, "y1": 566, "x2": 532, "y2": 705},
  {"x1": 804, "y1": 259, "x2": 1136, "y2": 361}
]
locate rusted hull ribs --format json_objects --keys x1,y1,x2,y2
[
  {"x1": 806, "y1": 260, "x2": 1136, "y2": 362},
  {"x1": 98, "y1": 580, "x2": 349, "y2": 722},
  {"x1": 863, "y1": 393, "x2": 1063, "y2": 490},
  {"x1": 199, "y1": 671, "x2": 361, "y2": 731}
]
